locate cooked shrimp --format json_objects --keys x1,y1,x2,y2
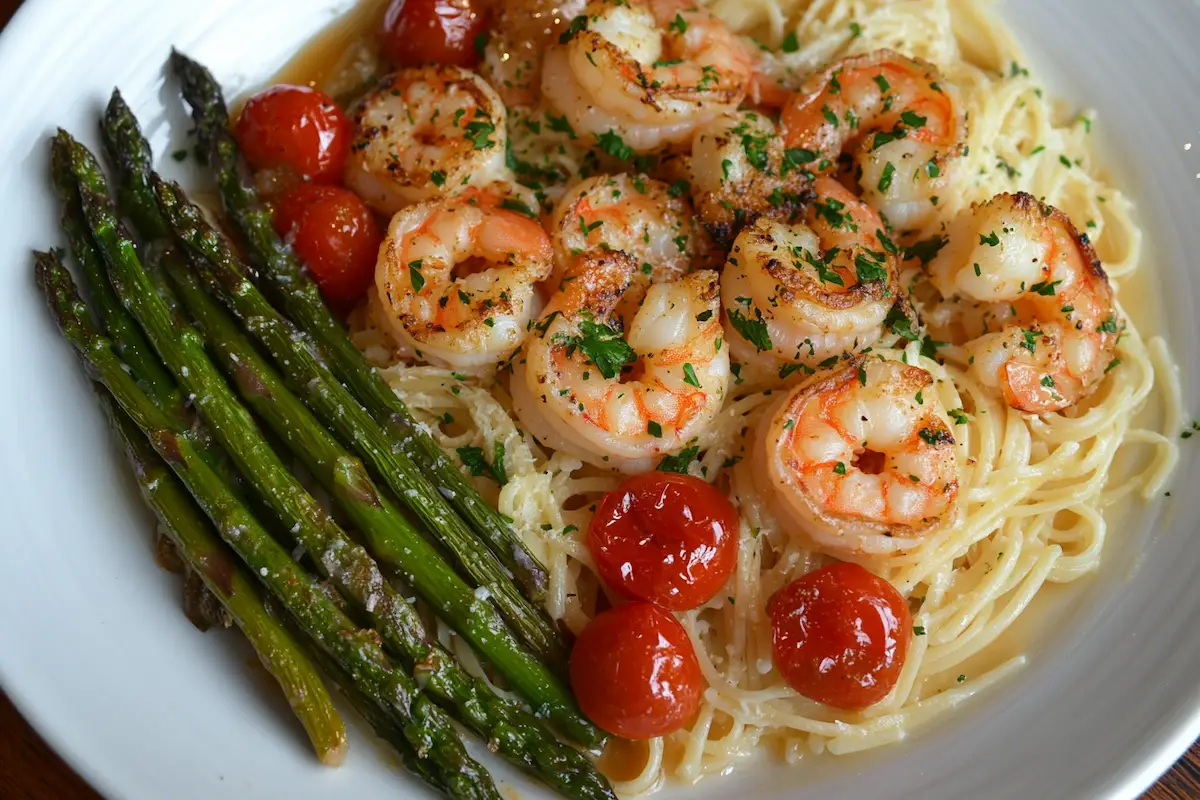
[
  {"x1": 754, "y1": 357, "x2": 959, "y2": 556},
  {"x1": 686, "y1": 110, "x2": 812, "y2": 246},
  {"x1": 480, "y1": 0, "x2": 586, "y2": 108},
  {"x1": 541, "y1": 0, "x2": 754, "y2": 152},
  {"x1": 781, "y1": 49, "x2": 964, "y2": 232},
  {"x1": 511, "y1": 251, "x2": 729, "y2": 473},
  {"x1": 346, "y1": 66, "x2": 514, "y2": 215},
  {"x1": 374, "y1": 189, "x2": 554, "y2": 374},
  {"x1": 721, "y1": 177, "x2": 898, "y2": 383},
  {"x1": 547, "y1": 173, "x2": 711, "y2": 287},
  {"x1": 925, "y1": 192, "x2": 1120, "y2": 414}
]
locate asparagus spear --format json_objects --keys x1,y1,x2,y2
[
  {"x1": 54, "y1": 134, "x2": 494, "y2": 794},
  {"x1": 175, "y1": 278, "x2": 617, "y2": 800},
  {"x1": 36, "y1": 250, "x2": 492, "y2": 800},
  {"x1": 102, "y1": 89, "x2": 566, "y2": 669},
  {"x1": 50, "y1": 137, "x2": 176, "y2": 407},
  {"x1": 98, "y1": 98, "x2": 601, "y2": 759},
  {"x1": 95, "y1": 387, "x2": 348, "y2": 765},
  {"x1": 153, "y1": 171, "x2": 567, "y2": 670},
  {"x1": 170, "y1": 50, "x2": 550, "y2": 606},
  {"x1": 158, "y1": 270, "x2": 616, "y2": 798},
  {"x1": 63, "y1": 128, "x2": 606, "y2": 771},
  {"x1": 262, "y1": 594, "x2": 445, "y2": 794}
]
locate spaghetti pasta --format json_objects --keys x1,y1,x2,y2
[{"x1": 345, "y1": 0, "x2": 1182, "y2": 792}]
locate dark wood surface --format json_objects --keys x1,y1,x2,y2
[{"x1": 0, "y1": 0, "x2": 1195, "y2": 797}]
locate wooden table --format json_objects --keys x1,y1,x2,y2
[{"x1": 0, "y1": 0, "x2": 1196, "y2": 797}]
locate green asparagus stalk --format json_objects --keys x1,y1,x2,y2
[
  {"x1": 179, "y1": 258, "x2": 617, "y2": 800},
  {"x1": 100, "y1": 89, "x2": 173, "y2": 244},
  {"x1": 97, "y1": 97, "x2": 604, "y2": 764},
  {"x1": 50, "y1": 138, "x2": 176, "y2": 407},
  {"x1": 155, "y1": 173, "x2": 567, "y2": 670},
  {"x1": 163, "y1": 237, "x2": 601, "y2": 750},
  {"x1": 95, "y1": 387, "x2": 348, "y2": 765},
  {"x1": 63, "y1": 127, "x2": 606, "y2": 773},
  {"x1": 261, "y1": 594, "x2": 445, "y2": 793},
  {"x1": 36, "y1": 250, "x2": 493, "y2": 800},
  {"x1": 54, "y1": 135, "x2": 495, "y2": 796},
  {"x1": 170, "y1": 50, "x2": 550, "y2": 606},
  {"x1": 101, "y1": 88, "x2": 566, "y2": 669}
]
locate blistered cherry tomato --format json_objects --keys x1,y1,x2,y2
[
  {"x1": 380, "y1": 0, "x2": 488, "y2": 68},
  {"x1": 234, "y1": 85, "x2": 351, "y2": 183},
  {"x1": 767, "y1": 562, "x2": 911, "y2": 710},
  {"x1": 272, "y1": 184, "x2": 381, "y2": 307},
  {"x1": 571, "y1": 602, "x2": 702, "y2": 739},
  {"x1": 588, "y1": 472, "x2": 738, "y2": 610}
]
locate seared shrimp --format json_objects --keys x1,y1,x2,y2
[
  {"x1": 374, "y1": 189, "x2": 554, "y2": 374},
  {"x1": 755, "y1": 357, "x2": 959, "y2": 556},
  {"x1": 512, "y1": 251, "x2": 729, "y2": 473},
  {"x1": 541, "y1": 0, "x2": 754, "y2": 152},
  {"x1": 781, "y1": 49, "x2": 964, "y2": 232},
  {"x1": 547, "y1": 173, "x2": 710, "y2": 286},
  {"x1": 926, "y1": 192, "x2": 1119, "y2": 414},
  {"x1": 346, "y1": 66, "x2": 514, "y2": 215},
  {"x1": 686, "y1": 110, "x2": 812, "y2": 246},
  {"x1": 480, "y1": 0, "x2": 586, "y2": 108},
  {"x1": 721, "y1": 177, "x2": 898, "y2": 382}
]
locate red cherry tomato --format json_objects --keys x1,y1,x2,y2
[
  {"x1": 380, "y1": 0, "x2": 488, "y2": 68},
  {"x1": 767, "y1": 562, "x2": 911, "y2": 710},
  {"x1": 588, "y1": 472, "x2": 738, "y2": 611},
  {"x1": 272, "y1": 184, "x2": 381, "y2": 307},
  {"x1": 235, "y1": 85, "x2": 351, "y2": 183},
  {"x1": 571, "y1": 602, "x2": 702, "y2": 739}
]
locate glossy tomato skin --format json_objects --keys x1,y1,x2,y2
[
  {"x1": 272, "y1": 184, "x2": 381, "y2": 307},
  {"x1": 588, "y1": 472, "x2": 739, "y2": 610},
  {"x1": 234, "y1": 85, "x2": 351, "y2": 183},
  {"x1": 380, "y1": 0, "x2": 488, "y2": 68},
  {"x1": 768, "y1": 562, "x2": 911, "y2": 710},
  {"x1": 571, "y1": 602, "x2": 702, "y2": 739}
]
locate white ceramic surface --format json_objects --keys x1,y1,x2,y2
[{"x1": 0, "y1": 1, "x2": 1197, "y2": 798}]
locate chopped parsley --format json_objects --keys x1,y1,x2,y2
[
  {"x1": 546, "y1": 112, "x2": 577, "y2": 138},
  {"x1": 563, "y1": 317, "x2": 637, "y2": 379},
  {"x1": 457, "y1": 443, "x2": 508, "y2": 485},
  {"x1": 854, "y1": 252, "x2": 889, "y2": 283},
  {"x1": 596, "y1": 129, "x2": 634, "y2": 161},
  {"x1": 463, "y1": 118, "x2": 496, "y2": 149},
  {"x1": 559, "y1": 15, "x2": 588, "y2": 43},
  {"x1": 657, "y1": 445, "x2": 700, "y2": 473},
  {"x1": 727, "y1": 308, "x2": 773, "y2": 352},
  {"x1": 918, "y1": 427, "x2": 953, "y2": 446},
  {"x1": 500, "y1": 198, "x2": 537, "y2": 218},
  {"x1": 877, "y1": 161, "x2": 896, "y2": 193},
  {"x1": 408, "y1": 260, "x2": 425, "y2": 292},
  {"x1": 904, "y1": 235, "x2": 948, "y2": 265},
  {"x1": 1029, "y1": 279, "x2": 1061, "y2": 296}
]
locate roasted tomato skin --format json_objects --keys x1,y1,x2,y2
[
  {"x1": 570, "y1": 602, "x2": 703, "y2": 740},
  {"x1": 379, "y1": 0, "x2": 488, "y2": 68},
  {"x1": 768, "y1": 562, "x2": 912, "y2": 710},
  {"x1": 234, "y1": 84, "x2": 351, "y2": 183},
  {"x1": 272, "y1": 183, "x2": 381, "y2": 307},
  {"x1": 588, "y1": 472, "x2": 739, "y2": 610}
]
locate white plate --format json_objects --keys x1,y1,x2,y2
[{"x1": 0, "y1": 1, "x2": 1197, "y2": 798}]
